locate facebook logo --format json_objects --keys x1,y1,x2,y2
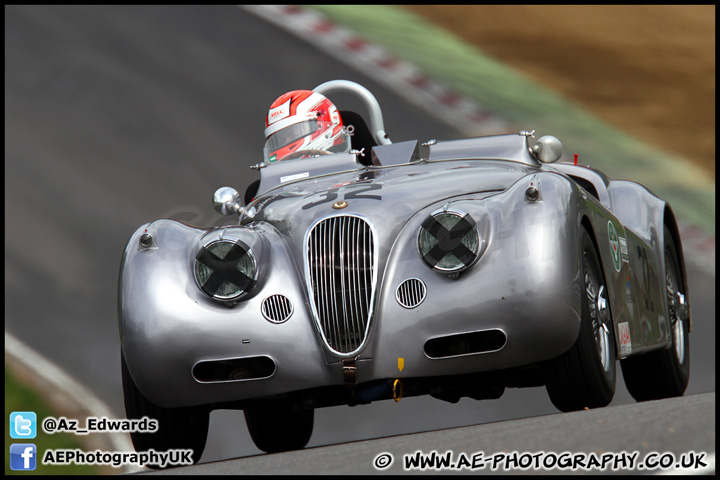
[
  {"x1": 10, "y1": 444, "x2": 37, "y2": 471},
  {"x1": 10, "y1": 411, "x2": 37, "y2": 439}
]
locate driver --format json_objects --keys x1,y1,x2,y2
[{"x1": 264, "y1": 89, "x2": 351, "y2": 163}]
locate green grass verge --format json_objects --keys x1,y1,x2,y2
[{"x1": 5, "y1": 367, "x2": 101, "y2": 475}]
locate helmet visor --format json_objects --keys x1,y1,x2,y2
[
  {"x1": 265, "y1": 120, "x2": 319, "y2": 159},
  {"x1": 264, "y1": 120, "x2": 352, "y2": 163}
]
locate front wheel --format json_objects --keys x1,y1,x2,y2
[
  {"x1": 545, "y1": 228, "x2": 616, "y2": 412},
  {"x1": 620, "y1": 226, "x2": 690, "y2": 401},
  {"x1": 244, "y1": 406, "x2": 314, "y2": 453},
  {"x1": 121, "y1": 352, "x2": 210, "y2": 467}
]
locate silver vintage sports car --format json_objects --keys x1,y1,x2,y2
[{"x1": 118, "y1": 80, "x2": 691, "y2": 464}]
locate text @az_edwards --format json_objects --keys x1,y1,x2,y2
[{"x1": 42, "y1": 416, "x2": 157, "y2": 435}]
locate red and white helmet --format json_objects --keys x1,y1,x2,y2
[{"x1": 264, "y1": 90, "x2": 350, "y2": 162}]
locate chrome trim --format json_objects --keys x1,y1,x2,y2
[
  {"x1": 304, "y1": 214, "x2": 378, "y2": 357},
  {"x1": 213, "y1": 186, "x2": 244, "y2": 216},
  {"x1": 525, "y1": 186, "x2": 539, "y2": 202},
  {"x1": 396, "y1": 278, "x2": 427, "y2": 309},
  {"x1": 261, "y1": 294, "x2": 294, "y2": 323},
  {"x1": 139, "y1": 233, "x2": 153, "y2": 248},
  {"x1": 191, "y1": 355, "x2": 277, "y2": 384},
  {"x1": 423, "y1": 328, "x2": 508, "y2": 359}
]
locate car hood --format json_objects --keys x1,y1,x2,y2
[{"x1": 246, "y1": 159, "x2": 537, "y2": 242}]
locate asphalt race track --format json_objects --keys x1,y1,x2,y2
[
  {"x1": 5, "y1": 5, "x2": 715, "y2": 474},
  {"x1": 143, "y1": 393, "x2": 716, "y2": 475}
]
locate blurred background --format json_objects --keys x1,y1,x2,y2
[
  {"x1": 407, "y1": 5, "x2": 715, "y2": 177},
  {"x1": 5, "y1": 5, "x2": 715, "y2": 472}
]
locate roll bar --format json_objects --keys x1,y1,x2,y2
[{"x1": 313, "y1": 80, "x2": 392, "y2": 146}]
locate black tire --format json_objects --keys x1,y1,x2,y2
[
  {"x1": 121, "y1": 352, "x2": 210, "y2": 467},
  {"x1": 545, "y1": 228, "x2": 616, "y2": 412},
  {"x1": 244, "y1": 406, "x2": 314, "y2": 453},
  {"x1": 620, "y1": 226, "x2": 690, "y2": 401}
]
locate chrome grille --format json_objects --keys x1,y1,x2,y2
[
  {"x1": 307, "y1": 215, "x2": 375, "y2": 354},
  {"x1": 396, "y1": 278, "x2": 427, "y2": 309},
  {"x1": 261, "y1": 294, "x2": 293, "y2": 323}
]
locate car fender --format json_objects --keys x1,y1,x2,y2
[{"x1": 367, "y1": 172, "x2": 585, "y2": 379}]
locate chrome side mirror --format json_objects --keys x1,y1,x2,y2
[
  {"x1": 531, "y1": 135, "x2": 563, "y2": 163},
  {"x1": 213, "y1": 187, "x2": 244, "y2": 216}
]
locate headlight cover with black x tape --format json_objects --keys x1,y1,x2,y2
[
  {"x1": 418, "y1": 208, "x2": 481, "y2": 274},
  {"x1": 194, "y1": 228, "x2": 261, "y2": 305}
]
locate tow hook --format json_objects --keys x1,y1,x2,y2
[{"x1": 393, "y1": 379, "x2": 404, "y2": 402}]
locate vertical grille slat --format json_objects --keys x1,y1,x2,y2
[
  {"x1": 350, "y1": 217, "x2": 361, "y2": 341},
  {"x1": 307, "y1": 215, "x2": 375, "y2": 354}
]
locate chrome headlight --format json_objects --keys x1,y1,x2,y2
[
  {"x1": 418, "y1": 209, "x2": 480, "y2": 274},
  {"x1": 194, "y1": 239, "x2": 257, "y2": 302}
]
